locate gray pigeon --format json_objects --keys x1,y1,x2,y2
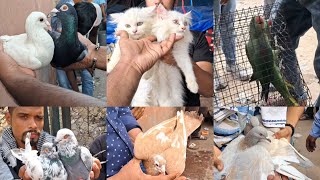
[
  {"x1": 54, "y1": 128, "x2": 93, "y2": 180},
  {"x1": 39, "y1": 142, "x2": 68, "y2": 180},
  {"x1": 214, "y1": 126, "x2": 313, "y2": 180}
]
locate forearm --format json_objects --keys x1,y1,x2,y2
[
  {"x1": 286, "y1": 107, "x2": 304, "y2": 127},
  {"x1": 128, "y1": 128, "x2": 142, "y2": 144},
  {"x1": 193, "y1": 62, "x2": 213, "y2": 97},
  {"x1": 107, "y1": 62, "x2": 142, "y2": 106},
  {"x1": 1, "y1": 72, "x2": 104, "y2": 106},
  {"x1": 310, "y1": 111, "x2": 320, "y2": 138}
]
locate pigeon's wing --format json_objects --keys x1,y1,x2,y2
[
  {"x1": 263, "y1": 137, "x2": 313, "y2": 167},
  {"x1": 184, "y1": 111, "x2": 203, "y2": 137},
  {"x1": 214, "y1": 135, "x2": 245, "y2": 180},
  {"x1": 11, "y1": 148, "x2": 27, "y2": 162},
  {"x1": 80, "y1": 146, "x2": 93, "y2": 172},
  {"x1": 226, "y1": 145, "x2": 274, "y2": 180},
  {"x1": 134, "y1": 118, "x2": 176, "y2": 160},
  {"x1": 25, "y1": 157, "x2": 44, "y2": 180},
  {"x1": 273, "y1": 158, "x2": 312, "y2": 180},
  {"x1": 48, "y1": 30, "x2": 61, "y2": 41}
]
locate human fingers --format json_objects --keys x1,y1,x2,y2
[{"x1": 116, "y1": 30, "x2": 130, "y2": 40}]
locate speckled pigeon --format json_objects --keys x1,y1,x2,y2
[{"x1": 54, "y1": 128, "x2": 93, "y2": 180}]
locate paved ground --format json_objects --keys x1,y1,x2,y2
[{"x1": 292, "y1": 119, "x2": 320, "y2": 179}]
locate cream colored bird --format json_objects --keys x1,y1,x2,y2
[
  {"x1": 0, "y1": 11, "x2": 54, "y2": 70},
  {"x1": 134, "y1": 110, "x2": 203, "y2": 175}
]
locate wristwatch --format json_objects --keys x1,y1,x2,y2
[{"x1": 285, "y1": 123, "x2": 295, "y2": 137}]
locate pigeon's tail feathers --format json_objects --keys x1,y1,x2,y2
[
  {"x1": 80, "y1": 146, "x2": 94, "y2": 172},
  {"x1": 275, "y1": 164, "x2": 311, "y2": 180},
  {"x1": 286, "y1": 142, "x2": 314, "y2": 168}
]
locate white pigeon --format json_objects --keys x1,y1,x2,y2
[
  {"x1": 214, "y1": 126, "x2": 313, "y2": 180},
  {"x1": 0, "y1": 11, "x2": 54, "y2": 70},
  {"x1": 11, "y1": 132, "x2": 44, "y2": 179},
  {"x1": 54, "y1": 128, "x2": 93, "y2": 180},
  {"x1": 134, "y1": 111, "x2": 203, "y2": 175}
]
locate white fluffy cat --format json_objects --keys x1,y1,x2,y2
[
  {"x1": 107, "y1": 7, "x2": 155, "y2": 73},
  {"x1": 108, "y1": 4, "x2": 198, "y2": 106}
]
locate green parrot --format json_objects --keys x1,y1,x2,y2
[{"x1": 245, "y1": 16, "x2": 298, "y2": 106}]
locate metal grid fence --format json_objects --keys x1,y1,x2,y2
[{"x1": 214, "y1": 3, "x2": 312, "y2": 107}]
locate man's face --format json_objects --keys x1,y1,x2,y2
[
  {"x1": 146, "y1": 0, "x2": 175, "y2": 10},
  {"x1": 6, "y1": 107, "x2": 44, "y2": 148}
]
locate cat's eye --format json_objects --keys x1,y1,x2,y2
[
  {"x1": 173, "y1": 19, "x2": 179, "y2": 25},
  {"x1": 125, "y1": 24, "x2": 131, "y2": 28},
  {"x1": 137, "y1": 22, "x2": 143, "y2": 26},
  {"x1": 184, "y1": 21, "x2": 188, "y2": 26}
]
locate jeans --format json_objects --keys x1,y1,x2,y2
[
  {"x1": 56, "y1": 69, "x2": 94, "y2": 96},
  {"x1": 270, "y1": 0, "x2": 320, "y2": 101},
  {"x1": 213, "y1": 0, "x2": 237, "y2": 65}
]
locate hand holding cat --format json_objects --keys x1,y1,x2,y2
[
  {"x1": 116, "y1": 30, "x2": 181, "y2": 75},
  {"x1": 162, "y1": 50, "x2": 177, "y2": 66}
]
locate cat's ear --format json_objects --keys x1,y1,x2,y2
[
  {"x1": 184, "y1": 11, "x2": 192, "y2": 20},
  {"x1": 142, "y1": 6, "x2": 157, "y2": 17},
  {"x1": 156, "y1": 3, "x2": 169, "y2": 19},
  {"x1": 110, "y1": 13, "x2": 123, "y2": 23}
]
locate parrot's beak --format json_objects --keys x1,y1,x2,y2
[{"x1": 47, "y1": 8, "x2": 59, "y2": 18}]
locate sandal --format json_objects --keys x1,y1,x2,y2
[{"x1": 187, "y1": 143, "x2": 199, "y2": 150}]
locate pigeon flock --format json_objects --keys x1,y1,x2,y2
[
  {"x1": 214, "y1": 116, "x2": 314, "y2": 180},
  {"x1": 11, "y1": 129, "x2": 94, "y2": 180},
  {"x1": 0, "y1": 2, "x2": 99, "y2": 69}
]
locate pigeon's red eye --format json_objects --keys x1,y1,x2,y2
[
  {"x1": 61, "y1": 5, "x2": 68, "y2": 11},
  {"x1": 40, "y1": 18, "x2": 44, "y2": 22},
  {"x1": 63, "y1": 134, "x2": 69, "y2": 139}
]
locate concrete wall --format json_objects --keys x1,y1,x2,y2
[{"x1": 0, "y1": 0, "x2": 55, "y2": 35}]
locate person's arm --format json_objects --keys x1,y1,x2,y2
[
  {"x1": 117, "y1": 107, "x2": 143, "y2": 144},
  {"x1": 306, "y1": 110, "x2": 320, "y2": 152},
  {"x1": 107, "y1": 31, "x2": 178, "y2": 106},
  {"x1": 63, "y1": 33, "x2": 107, "y2": 71},
  {"x1": 0, "y1": 42, "x2": 104, "y2": 106},
  {"x1": 274, "y1": 107, "x2": 304, "y2": 141},
  {"x1": 193, "y1": 61, "x2": 213, "y2": 97},
  {"x1": 191, "y1": 32, "x2": 213, "y2": 97}
]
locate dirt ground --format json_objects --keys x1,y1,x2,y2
[
  {"x1": 182, "y1": 119, "x2": 214, "y2": 180},
  {"x1": 237, "y1": 0, "x2": 319, "y2": 104},
  {"x1": 293, "y1": 119, "x2": 320, "y2": 179}
]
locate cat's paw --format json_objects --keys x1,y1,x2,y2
[{"x1": 186, "y1": 79, "x2": 199, "y2": 93}]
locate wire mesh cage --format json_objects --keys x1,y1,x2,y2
[{"x1": 213, "y1": 3, "x2": 312, "y2": 107}]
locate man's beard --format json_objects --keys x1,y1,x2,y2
[{"x1": 21, "y1": 130, "x2": 41, "y2": 147}]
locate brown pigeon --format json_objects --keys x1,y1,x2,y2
[{"x1": 134, "y1": 110, "x2": 203, "y2": 175}]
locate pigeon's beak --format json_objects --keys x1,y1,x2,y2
[
  {"x1": 265, "y1": 137, "x2": 271, "y2": 143},
  {"x1": 53, "y1": 140, "x2": 58, "y2": 147},
  {"x1": 48, "y1": 8, "x2": 59, "y2": 18},
  {"x1": 45, "y1": 20, "x2": 52, "y2": 31}
]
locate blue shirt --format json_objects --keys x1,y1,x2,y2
[
  {"x1": 310, "y1": 110, "x2": 320, "y2": 138},
  {"x1": 93, "y1": 0, "x2": 106, "y2": 5},
  {"x1": 106, "y1": 107, "x2": 141, "y2": 178}
]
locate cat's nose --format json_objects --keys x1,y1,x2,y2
[
  {"x1": 132, "y1": 30, "x2": 137, "y2": 34},
  {"x1": 181, "y1": 27, "x2": 186, "y2": 30}
]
